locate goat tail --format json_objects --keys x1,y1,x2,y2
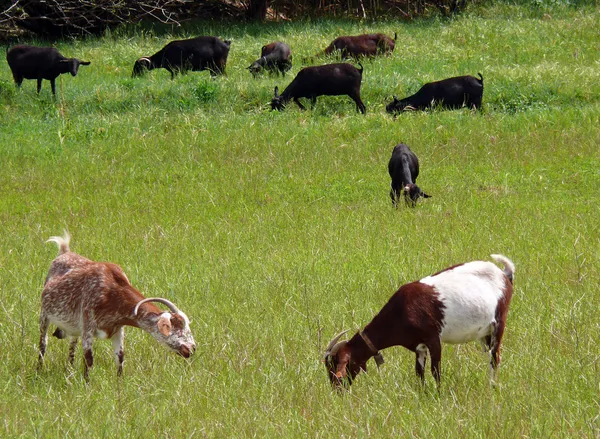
[
  {"x1": 47, "y1": 231, "x2": 71, "y2": 255},
  {"x1": 490, "y1": 254, "x2": 514, "y2": 283},
  {"x1": 477, "y1": 72, "x2": 484, "y2": 84},
  {"x1": 357, "y1": 62, "x2": 364, "y2": 75}
]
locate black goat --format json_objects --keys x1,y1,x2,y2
[
  {"x1": 271, "y1": 63, "x2": 366, "y2": 114},
  {"x1": 132, "y1": 36, "x2": 231, "y2": 79},
  {"x1": 248, "y1": 41, "x2": 292, "y2": 77},
  {"x1": 6, "y1": 45, "x2": 90, "y2": 95},
  {"x1": 388, "y1": 143, "x2": 430, "y2": 207},
  {"x1": 386, "y1": 74, "x2": 484, "y2": 114}
]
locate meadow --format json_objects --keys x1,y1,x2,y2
[{"x1": 0, "y1": 3, "x2": 599, "y2": 437}]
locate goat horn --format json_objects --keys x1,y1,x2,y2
[
  {"x1": 324, "y1": 330, "x2": 349, "y2": 356},
  {"x1": 133, "y1": 297, "x2": 181, "y2": 316}
]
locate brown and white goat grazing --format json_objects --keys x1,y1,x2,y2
[
  {"x1": 38, "y1": 232, "x2": 196, "y2": 381},
  {"x1": 323, "y1": 254, "x2": 515, "y2": 389}
]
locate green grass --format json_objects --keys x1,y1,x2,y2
[{"x1": 1, "y1": 3, "x2": 599, "y2": 437}]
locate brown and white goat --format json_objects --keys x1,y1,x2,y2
[
  {"x1": 323, "y1": 254, "x2": 515, "y2": 388},
  {"x1": 38, "y1": 232, "x2": 196, "y2": 381}
]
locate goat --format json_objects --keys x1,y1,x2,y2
[
  {"x1": 271, "y1": 63, "x2": 366, "y2": 114},
  {"x1": 6, "y1": 45, "x2": 90, "y2": 95},
  {"x1": 323, "y1": 254, "x2": 515, "y2": 389},
  {"x1": 38, "y1": 232, "x2": 196, "y2": 381},
  {"x1": 248, "y1": 41, "x2": 292, "y2": 77},
  {"x1": 132, "y1": 36, "x2": 231, "y2": 79},
  {"x1": 319, "y1": 33, "x2": 397, "y2": 59},
  {"x1": 386, "y1": 74, "x2": 484, "y2": 114},
  {"x1": 388, "y1": 143, "x2": 430, "y2": 207}
]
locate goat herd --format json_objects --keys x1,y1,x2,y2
[{"x1": 14, "y1": 32, "x2": 512, "y2": 390}]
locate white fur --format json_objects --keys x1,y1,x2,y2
[
  {"x1": 112, "y1": 327, "x2": 124, "y2": 367},
  {"x1": 420, "y1": 260, "x2": 507, "y2": 344},
  {"x1": 416, "y1": 343, "x2": 428, "y2": 369}
]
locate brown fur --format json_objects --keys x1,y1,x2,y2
[{"x1": 322, "y1": 33, "x2": 396, "y2": 59}]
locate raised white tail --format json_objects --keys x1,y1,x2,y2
[
  {"x1": 490, "y1": 254, "x2": 515, "y2": 283},
  {"x1": 47, "y1": 231, "x2": 71, "y2": 255}
]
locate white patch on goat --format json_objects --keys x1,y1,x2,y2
[
  {"x1": 420, "y1": 261, "x2": 506, "y2": 344},
  {"x1": 112, "y1": 328, "x2": 124, "y2": 366},
  {"x1": 416, "y1": 343, "x2": 428, "y2": 368},
  {"x1": 96, "y1": 329, "x2": 108, "y2": 339}
]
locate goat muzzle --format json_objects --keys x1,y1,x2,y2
[{"x1": 178, "y1": 343, "x2": 195, "y2": 358}]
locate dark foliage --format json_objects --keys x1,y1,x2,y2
[{"x1": 0, "y1": 0, "x2": 472, "y2": 39}]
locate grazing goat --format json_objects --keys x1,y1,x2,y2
[
  {"x1": 271, "y1": 63, "x2": 366, "y2": 114},
  {"x1": 319, "y1": 33, "x2": 396, "y2": 59},
  {"x1": 6, "y1": 45, "x2": 90, "y2": 95},
  {"x1": 38, "y1": 232, "x2": 196, "y2": 381},
  {"x1": 386, "y1": 74, "x2": 484, "y2": 113},
  {"x1": 323, "y1": 254, "x2": 515, "y2": 389},
  {"x1": 132, "y1": 36, "x2": 231, "y2": 79},
  {"x1": 388, "y1": 143, "x2": 430, "y2": 207},
  {"x1": 248, "y1": 41, "x2": 292, "y2": 77}
]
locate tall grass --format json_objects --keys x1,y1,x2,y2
[{"x1": 0, "y1": 4, "x2": 599, "y2": 438}]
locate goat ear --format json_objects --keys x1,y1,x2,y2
[
  {"x1": 157, "y1": 315, "x2": 172, "y2": 336},
  {"x1": 393, "y1": 95, "x2": 398, "y2": 101},
  {"x1": 80, "y1": 61, "x2": 91, "y2": 66},
  {"x1": 274, "y1": 86, "x2": 279, "y2": 97},
  {"x1": 422, "y1": 193, "x2": 431, "y2": 198}
]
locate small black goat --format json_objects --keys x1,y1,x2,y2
[
  {"x1": 271, "y1": 63, "x2": 366, "y2": 114},
  {"x1": 6, "y1": 45, "x2": 90, "y2": 95},
  {"x1": 132, "y1": 36, "x2": 231, "y2": 79},
  {"x1": 388, "y1": 143, "x2": 430, "y2": 207},
  {"x1": 386, "y1": 74, "x2": 484, "y2": 114},
  {"x1": 248, "y1": 41, "x2": 292, "y2": 77}
]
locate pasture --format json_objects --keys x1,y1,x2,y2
[{"x1": 0, "y1": 3, "x2": 599, "y2": 437}]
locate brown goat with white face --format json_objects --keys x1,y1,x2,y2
[
  {"x1": 324, "y1": 255, "x2": 515, "y2": 389},
  {"x1": 38, "y1": 232, "x2": 196, "y2": 381}
]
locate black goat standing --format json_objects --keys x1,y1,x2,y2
[
  {"x1": 6, "y1": 45, "x2": 90, "y2": 95},
  {"x1": 248, "y1": 42, "x2": 292, "y2": 77},
  {"x1": 386, "y1": 74, "x2": 484, "y2": 114},
  {"x1": 388, "y1": 143, "x2": 431, "y2": 207},
  {"x1": 271, "y1": 63, "x2": 366, "y2": 114},
  {"x1": 132, "y1": 36, "x2": 231, "y2": 79}
]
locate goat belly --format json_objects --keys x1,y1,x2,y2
[{"x1": 49, "y1": 319, "x2": 81, "y2": 337}]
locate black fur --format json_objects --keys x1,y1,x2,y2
[
  {"x1": 386, "y1": 74, "x2": 484, "y2": 113},
  {"x1": 6, "y1": 45, "x2": 90, "y2": 95},
  {"x1": 388, "y1": 143, "x2": 431, "y2": 207},
  {"x1": 271, "y1": 63, "x2": 366, "y2": 114},
  {"x1": 132, "y1": 36, "x2": 231, "y2": 79}
]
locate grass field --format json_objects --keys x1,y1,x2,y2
[{"x1": 0, "y1": 3, "x2": 599, "y2": 437}]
